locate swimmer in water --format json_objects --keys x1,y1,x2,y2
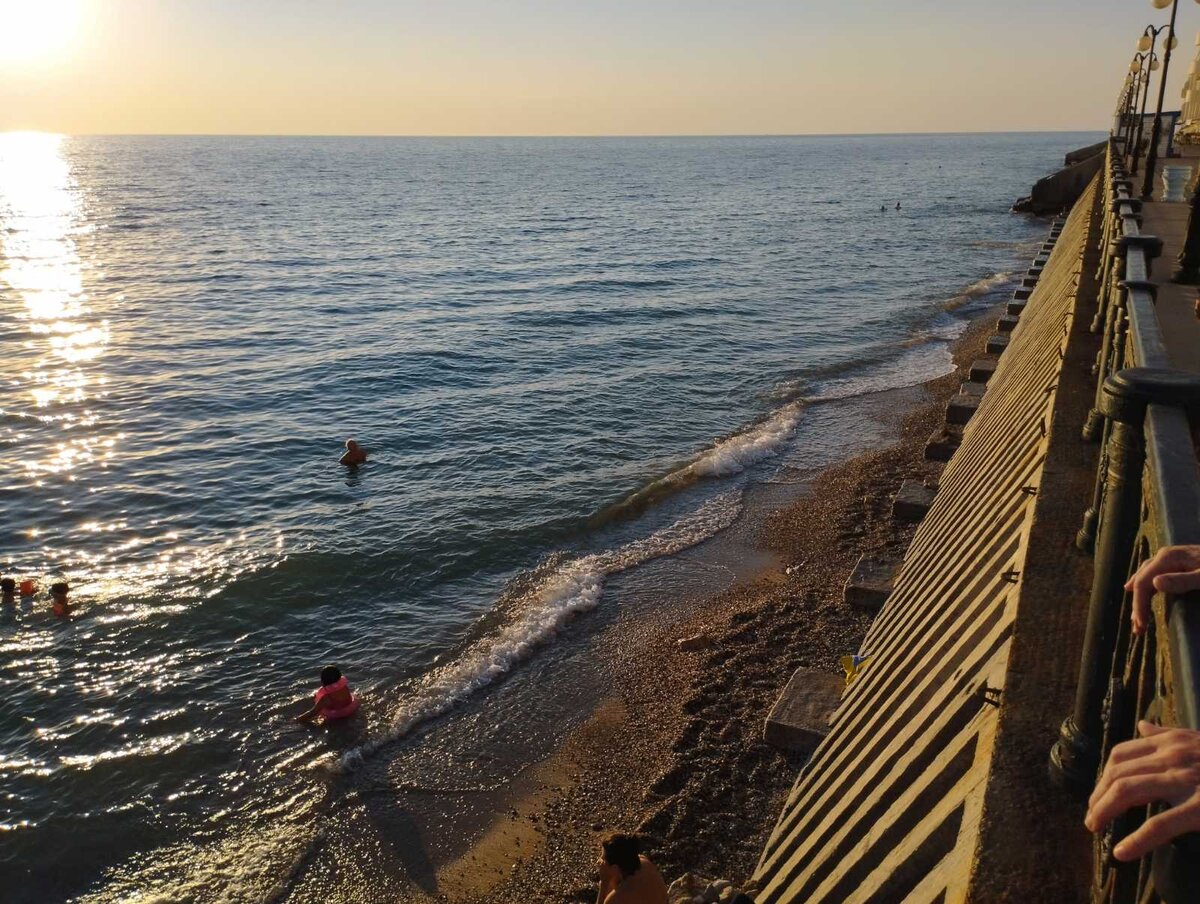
[
  {"x1": 895, "y1": 201, "x2": 901, "y2": 210},
  {"x1": 295, "y1": 665, "x2": 360, "y2": 724},
  {"x1": 1, "y1": 578, "x2": 15, "y2": 604},
  {"x1": 339, "y1": 439, "x2": 368, "y2": 467},
  {"x1": 49, "y1": 582, "x2": 71, "y2": 618}
]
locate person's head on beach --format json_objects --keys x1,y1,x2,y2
[
  {"x1": 601, "y1": 833, "x2": 642, "y2": 877},
  {"x1": 320, "y1": 665, "x2": 342, "y2": 686}
]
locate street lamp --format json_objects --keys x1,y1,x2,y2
[
  {"x1": 1131, "y1": 24, "x2": 1172, "y2": 173},
  {"x1": 1142, "y1": 0, "x2": 1200, "y2": 200}
]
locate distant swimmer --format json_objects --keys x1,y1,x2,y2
[
  {"x1": 1, "y1": 577, "x2": 14, "y2": 604},
  {"x1": 339, "y1": 439, "x2": 368, "y2": 467},
  {"x1": 595, "y1": 834, "x2": 668, "y2": 904},
  {"x1": 295, "y1": 665, "x2": 360, "y2": 724},
  {"x1": 49, "y1": 582, "x2": 71, "y2": 618},
  {"x1": 895, "y1": 201, "x2": 901, "y2": 210},
  {"x1": 880, "y1": 204, "x2": 886, "y2": 212}
]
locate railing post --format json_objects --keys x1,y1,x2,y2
[
  {"x1": 1056, "y1": 369, "x2": 1200, "y2": 793},
  {"x1": 1053, "y1": 372, "x2": 1152, "y2": 790}
]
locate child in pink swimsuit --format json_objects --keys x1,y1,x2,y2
[{"x1": 295, "y1": 665, "x2": 359, "y2": 723}]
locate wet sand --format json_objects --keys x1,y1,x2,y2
[{"x1": 418, "y1": 311, "x2": 995, "y2": 903}]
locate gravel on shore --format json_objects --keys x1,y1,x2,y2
[{"x1": 436, "y1": 313, "x2": 994, "y2": 904}]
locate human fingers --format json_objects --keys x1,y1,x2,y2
[
  {"x1": 1086, "y1": 772, "x2": 1195, "y2": 832},
  {"x1": 1153, "y1": 570, "x2": 1200, "y2": 596},
  {"x1": 1112, "y1": 795, "x2": 1200, "y2": 861},
  {"x1": 1089, "y1": 749, "x2": 1174, "y2": 811}
]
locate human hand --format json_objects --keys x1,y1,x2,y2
[
  {"x1": 1126, "y1": 545, "x2": 1200, "y2": 635},
  {"x1": 1086, "y1": 720, "x2": 1200, "y2": 861}
]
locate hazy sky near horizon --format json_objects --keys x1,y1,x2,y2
[{"x1": 0, "y1": 0, "x2": 1194, "y2": 135}]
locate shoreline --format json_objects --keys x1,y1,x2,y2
[{"x1": 422, "y1": 307, "x2": 1000, "y2": 903}]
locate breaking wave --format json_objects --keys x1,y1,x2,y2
[{"x1": 336, "y1": 490, "x2": 743, "y2": 771}]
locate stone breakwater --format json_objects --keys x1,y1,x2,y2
[{"x1": 753, "y1": 174, "x2": 1103, "y2": 903}]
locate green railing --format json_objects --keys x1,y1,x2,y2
[{"x1": 1050, "y1": 139, "x2": 1200, "y2": 904}]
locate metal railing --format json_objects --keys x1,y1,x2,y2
[{"x1": 1050, "y1": 139, "x2": 1200, "y2": 904}]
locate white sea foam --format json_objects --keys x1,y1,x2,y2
[
  {"x1": 942, "y1": 270, "x2": 1011, "y2": 311},
  {"x1": 689, "y1": 403, "x2": 804, "y2": 478},
  {"x1": 336, "y1": 490, "x2": 743, "y2": 771}
]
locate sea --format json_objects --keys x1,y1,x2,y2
[{"x1": 0, "y1": 131, "x2": 1101, "y2": 902}]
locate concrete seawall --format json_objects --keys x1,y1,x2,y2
[{"x1": 752, "y1": 175, "x2": 1103, "y2": 903}]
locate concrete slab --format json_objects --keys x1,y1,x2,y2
[
  {"x1": 986, "y1": 334, "x2": 1010, "y2": 355},
  {"x1": 947, "y1": 393, "x2": 981, "y2": 425},
  {"x1": 763, "y1": 666, "x2": 845, "y2": 754},
  {"x1": 843, "y1": 555, "x2": 901, "y2": 611},
  {"x1": 1021, "y1": 276, "x2": 1039, "y2": 288},
  {"x1": 969, "y1": 358, "x2": 998, "y2": 383},
  {"x1": 892, "y1": 479, "x2": 937, "y2": 522},
  {"x1": 1007, "y1": 300, "x2": 1027, "y2": 316},
  {"x1": 959, "y1": 380, "x2": 987, "y2": 398},
  {"x1": 924, "y1": 424, "x2": 962, "y2": 462},
  {"x1": 1014, "y1": 287, "x2": 1033, "y2": 300},
  {"x1": 997, "y1": 314, "x2": 1020, "y2": 333}
]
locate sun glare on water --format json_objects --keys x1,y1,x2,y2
[{"x1": 0, "y1": 0, "x2": 86, "y2": 66}]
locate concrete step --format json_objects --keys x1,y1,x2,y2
[
  {"x1": 986, "y1": 334, "x2": 1010, "y2": 355},
  {"x1": 843, "y1": 555, "x2": 902, "y2": 611},
  {"x1": 1013, "y1": 287, "x2": 1033, "y2": 301},
  {"x1": 997, "y1": 314, "x2": 1020, "y2": 333},
  {"x1": 947, "y1": 393, "x2": 981, "y2": 425},
  {"x1": 959, "y1": 380, "x2": 988, "y2": 398},
  {"x1": 969, "y1": 357, "x2": 998, "y2": 383},
  {"x1": 1007, "y1": 299, "x2": 1027, "y2": 316},
  {"x1": 924, "y1": 423, "x2": 963, "y2": 461},
  {"x1": 892, "y1": 479, "x2": 937, "y2": 522},
  {"x1": 764, "y1": 666, "x2": 845, "y2": 754},
  {"x1": 1027, "y1": 267, "x2": 1043, "y2": 278},
  {"x1": 1020, "y1": 276, "x2": 1039, "y2": 288}
]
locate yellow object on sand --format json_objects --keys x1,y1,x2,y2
[{"x1": 841, "y1": 654, "x2": 870, "y2": 687}]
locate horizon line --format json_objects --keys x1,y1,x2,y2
[{"x1": 0, "y1": 128, "x2": 1108, "y2": 140}]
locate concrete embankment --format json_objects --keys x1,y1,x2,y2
[
  {"x1": 1013, "y1": 141, "x2": 1105, "y2": 215},
  {"x1": 753, "y1": 174, "x2": 1103, "y2": 903}
]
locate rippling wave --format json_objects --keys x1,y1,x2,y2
[{"x1": 0, "y1": 131, "x2": 1097, "y2": 900}]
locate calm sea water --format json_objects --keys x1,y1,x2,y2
[{"x1": 0, "y1": 132, "x2": 1098, "y2": 901}]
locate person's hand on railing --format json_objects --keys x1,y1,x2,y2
[
  {"x1": 1127, "y1": 545, "x2": 1200, "y2": 635},
  {"x1": 1086, "y1": 720, "x2": 1200, "y2": 861}
]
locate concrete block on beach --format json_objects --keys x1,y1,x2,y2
[
  {"x1": 997, "y1": 314, "x2": 1020, "y2": 333},
  {"x1": 1007, "y1": 300, "x2": 1027, "y2": 316},
  {"x1": 1014, "y1": 287, "x2": 1033, "y2": 300},
  {"x1": 959, "y1": 380, "x2": 987, "y2": 398},
  {"x1": 843, "y1": 555, "x2": 901, "y2": 611},
  {"x1": 1020, "y1": 276, "x2": 1038, "y2": 288},
  {"x1": 969, "y1": 358, "x2": 998, "y2": 383},
  {"x1": 924, "y1": 423, "x2": 963, "y2": 461},
  {"x1": 947, "y1": 392, "x2": 980, "y2": 425},
  {"x1": 764, "y1": 667, "x2": 845, "y2": 754},
  {"x1": 892, "y1": 479, "x2": 936, "y2": 522},
  {"x1": 986, "y1": 334, "x2": 1010, "y2": 355}
]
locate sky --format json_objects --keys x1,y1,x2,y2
[{"x1": 0, "y1": 0, "x2": 1194, "y2": 136}]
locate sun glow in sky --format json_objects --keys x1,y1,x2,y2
[
  {"x1": 0, "y1": 0, "x2": 1194, "y2": 135},
  {"x1": 0, "y1": 0, "x2": 86, "y2": 66}
]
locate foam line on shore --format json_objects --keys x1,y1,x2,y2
[
  {"x1": 589, "y1": 402, "x2": 805, "y2": 527},
  {"x1": 336, "y1": 490, "x2": 743, "y2": 772}
]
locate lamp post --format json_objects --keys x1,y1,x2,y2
[
  {"x1": 1120, "y1": 64, "x2": 1142, "y2": 151},
  {"x1": 1141, "y1": 0, "x2": 1197, "y2": 199},
  {"x1": 1131, "y1": 25, "x2": 1169, "y2": 173},
  {"x1": 1131, "y1": 52, "x2": 1160, "y2": 167}
]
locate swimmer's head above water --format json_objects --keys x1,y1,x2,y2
[{"x1": 320, "y1": 665, "x2": 343, "y2": 686}]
